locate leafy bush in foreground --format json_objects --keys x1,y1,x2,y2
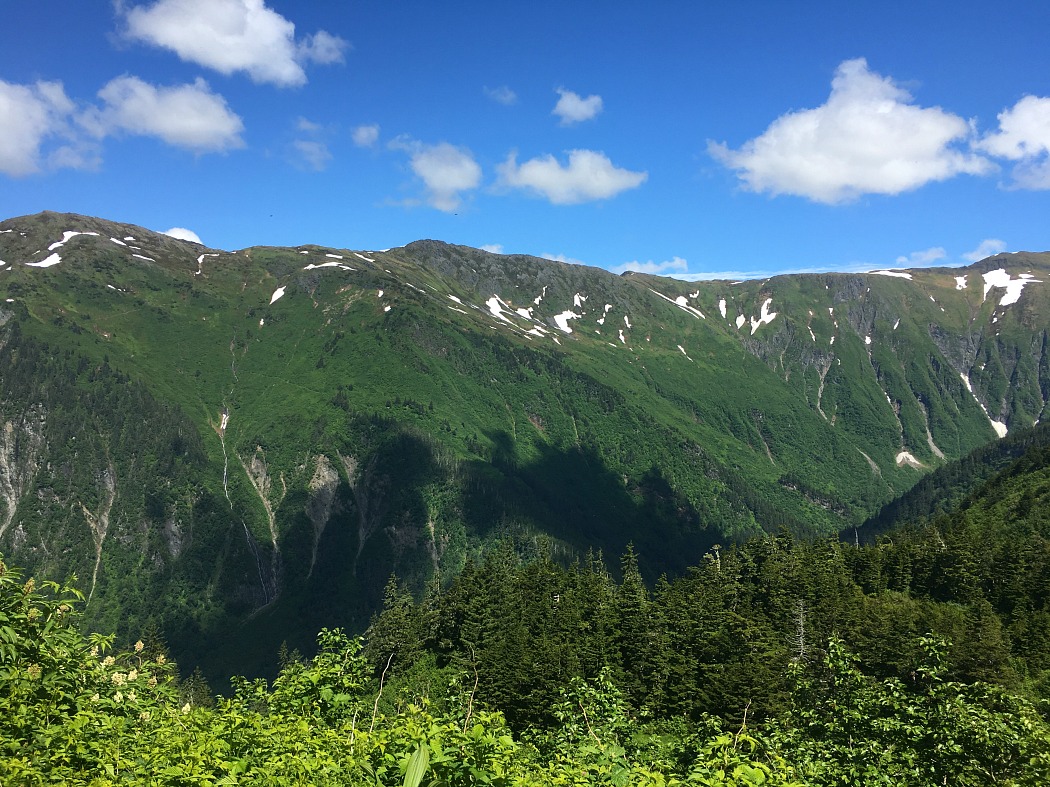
[{"x1": 1, "y1": 556, "x2": 1047, "y2": 785}]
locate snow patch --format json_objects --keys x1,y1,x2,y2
[
  {"x1": 299, "y1": 250, "x2": 309, "y2": 255},
  {"x1": 624, "y1": 315, "x2": 632, "y2": 328},
  {"x1": 808, "y1": 327, "x2": 816, "y2": 342},
  {"x1": 303, "y1": 261, "x2": 351, "y2": 270},
  {"x1": 869, "y1": 270, "x2": 913, "y2": 280},
  {"x1": 553, "y1": 310, "x2": 581, "y2": 334},
  {"x1": 110, "y1": 237, "x2": 127, "y2": 246},
  {"x1": 516, "y1": 307, "x2": 533, "y2": 319},
  {"x1": 377, "y1": 290, "x2": 384, "y2": 298},
  {"x1": 132, "y1": 254, "x2": 155, "y2": 262},
  {"x1": 269, "y1": 286, "x2": 286, "y2": 304},
  {"x1": 48, "y1": 230, "x2": 99, "y2": 251},
  {"x1": 649, "y1": 288, "x2": 704, "y2": 318},
  {"x1": 26, "y1": 253, "x2": 62, "y2": 268},
  {"x1": 677, "y1": 345, "x2": 693, "y2": 361},
  {"x1": 325, "y1": 253, "x2": 343, "y2": 259},
  {"x1": 961, "y1": 373, "x2": 1009, "y2": 437},
  {"x1": 865, "y1": 335, "x2": 871, "y2": 345},
  {"x1": 384, "y1": 305, "x2": 391, "y2": 312},
  {"x1": 982, "y1": 268, "x2": 1041, "y2": 306},
  {"x1": 955, "y1": 275, "x2": 967, "y2": 290},
  {"x1": 618, "y1": 329, "x2": 626, "y2": 344},
  {"x1": 893, "y1": 319, "x2": 900, "y2": 330},
  {"x1": 485, "y1": 295, "x2": 517, "y2": 325},
  {"x1": 573, "y1": 292, "x2": 587, "y2": 308},
  {"x1": 749, "y1": 298, "x2": 778, "y2": 335},
  {"x1": 533, "y1": 286, "x2": 547, "y2": 306},
  {"x1": 718, "y1": 298, "x2": 727, "y2": 319},
  {"x1": 448, "y1": 294, "x2": 463, "y2": 304},
  {"x1": 354, "y1": 253, "x2": 375, "y2": 263},
  {"x1": 735, "y1": 314, "x2": 746, "y2": 329}
]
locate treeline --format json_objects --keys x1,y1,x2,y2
[
  {"x1": 363, "y1": 530, "x2": 1045, "y2": 734},
  {"x1": 4, "y1": 553, "x2": 1050, "y2": 785}
]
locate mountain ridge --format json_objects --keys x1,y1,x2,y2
[{"x1": 1, "y1": 209, "x2": 1047, "y2": 678}]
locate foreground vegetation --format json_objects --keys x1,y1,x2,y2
[{"x1": 3, "y1": 547, "x2": 1049, "y2": 786}]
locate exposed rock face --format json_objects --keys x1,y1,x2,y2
[
  {"x1": 0, "y1": 409, "x2": 46, "y2": 539},
  {"x1": 306, "y1": 454, "x2": 342, "y2": 576}
]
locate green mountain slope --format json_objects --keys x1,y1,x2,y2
[{"x1": 1, "y1": 210, "x2": 1047, "y2": 678}]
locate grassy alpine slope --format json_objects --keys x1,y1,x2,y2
[{"x1": 0, "y1": 210, "x2": 1047, "y2": 678}]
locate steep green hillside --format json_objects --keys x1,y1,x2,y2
[
  {"x1": 0, "y1": 210, "x2": 1046, "y2": 678},
  {"x1": 855, "y1": 421, "x2": 1050, "y2": 540}
]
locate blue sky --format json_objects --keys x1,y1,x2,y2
[{"x1": 4, "y1": 1, "x2": 1050, "y2": 279}]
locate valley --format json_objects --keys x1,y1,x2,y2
[{"x1": 0, "y1": 210, "x2": 1047, "y2": 679}]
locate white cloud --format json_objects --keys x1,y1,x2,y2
[
  {"x1": 0, "y1": 79, "x2": 79, "y2": 176},
  {"x1": 352, "y1": 123, "x2": 379, "y2": 147},
  {"x1": 480, "y1": 244, "x2": 504, "y2": 254},
  {"x1": 123, "y1": 0, "x2": 348, "y2": 87},
  {"x1": 297, "y1": 30, "x2": 348, "y2": 65},
  {"x1": 390, "y1": 138, "x2": 481, "y2": 212},
  {"x1": 895, "y1": 247, "x2": 946, "y2": 266},
  {"x1": 552, "y1": 87, "x2": 603, "y2": 125},
  {"x1": 978, "y1": 96, "x2": 1050, "y2": 189},
  {"x1": 963, "y1": 238, "x2": 1008, "y2": 262},
  {"x1": 708, "y1": 58, "x2": 992, "y2": 204},
  {"x1": 292, "y1": 139, "x2": 331, "y2": 171},
  {"x1": 541, "y1": 252, "x2": 587, "y2": 266},
  {"x1": 84, "y1": 76, "x2": 244, "y2": 152},
  {"x1": 484, "y1": 85, "x2": 518, "y2": 106},
  {"x1": 498, "y1": 149, "x2": 647, "y2": 204},
  {"x1": 163, "y1": 226, "x2": 203, "y2": 243},
  {"x1": 296, "y1": 116, "x2": 322, "y2": 133},
  {"x1": 612, "y1": 256, "x2": 689, "y2": 275}
]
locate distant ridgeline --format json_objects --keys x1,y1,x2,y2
[{"x1": 1, "y1": 210, "x2": 1048, "y2": 679}]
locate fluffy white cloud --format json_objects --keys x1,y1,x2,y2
[
  {"x1": 963, "y1": 238, "x2": 1008, "y2": 262},
  {"x1": 895, "y1": 247, "x2": 946, "y2": 266},
  {"x1": 479, "y1": 244, "x2": 504, "y2": 254},
  {"x1": 163, "y1": 226, "x2": 203, "y2": 243},
  {"x1": 612, "y1": 256, "x2": 689, "y2": 275},
  {"x1": 498, "y1": 149, "x2": 647, "y2": 204},
  {"x1": 552, "y1": 88, "x2": 603, "y2": 125},
  {"x1": 0, "y1": 80, "x2": 79, "y2": 176},
  {"x1": 85, "y1": 76, "x2": 244, "y2": 152},
  {"x1": 709, "y1": 58, "x2": 992, "y2": 204},
  {"x1": 484, "y1": 85, "x2": 517, "y2": 106},
  {"x1": 352, "y1": 123, "x2": 380, "y2": 147},
  {"x1": 978, "y1": 96, "x2": 1050, "y2": 189},
  {"x1": 123, "y1": 0, "x2": 348, "y2": 87},
  {"x1": 979, "y1": 96, "x2": 1050, "y2": 159},
  {"x1": 293, "y1": 139, "x2": 332, "y2": 171},
  {"x1": 391, "y1": 139, "x2": 481, "y2": 212}
]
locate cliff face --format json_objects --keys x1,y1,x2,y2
[{"x1": 1, "y1": 211, "x2": 1047, "y2": 680}]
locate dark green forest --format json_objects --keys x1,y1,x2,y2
[{"x1": 4, "y1": 422, "x2": 1050, "y2": 784}]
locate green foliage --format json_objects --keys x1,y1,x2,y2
[{"x1": 3, "y1": 553, "x2": 1050, "y2": 784}]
